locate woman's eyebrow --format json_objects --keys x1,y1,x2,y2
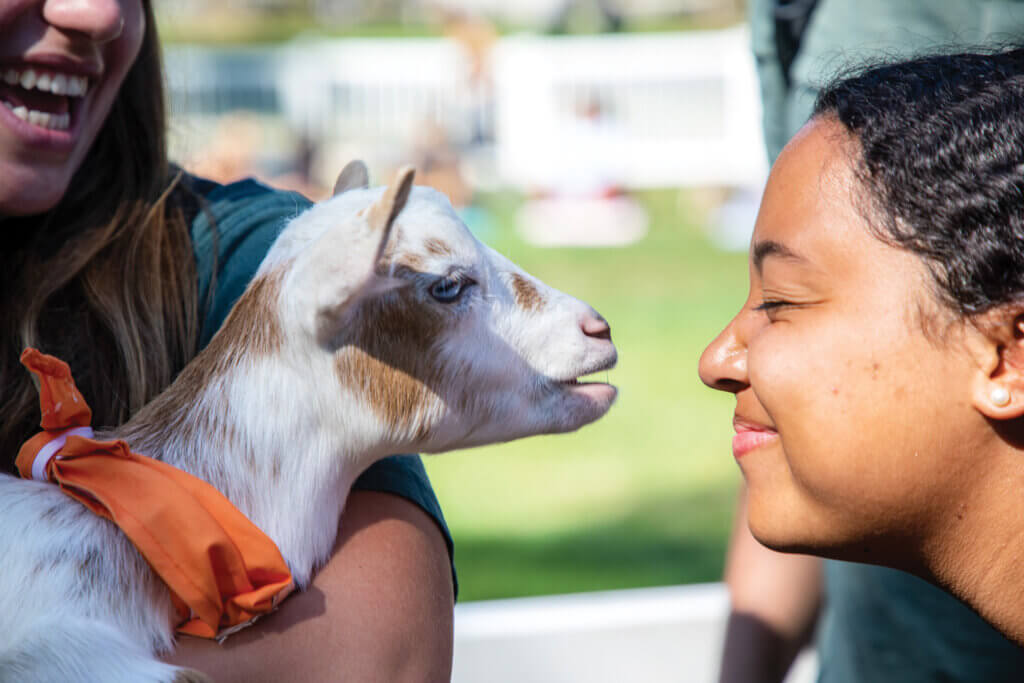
[{"x1": 753, "y1": 240, "x2": 808, "y2": 273}]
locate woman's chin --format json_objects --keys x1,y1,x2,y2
[
  {"x1": 748, "y1": 513, "x2": 888, "y2": 562},
  {"x1": 746, "y1": 505, "x2": 841, "y2": 556},
  {"x1": 0, "y1": 163, "x2": 70, "y2": 216},
  {"x1": 747, "y1": 524, "x2": 804, "y2": 554}
]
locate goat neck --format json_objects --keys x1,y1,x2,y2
[{"x1": 108, "y1": 275, "x2": 360, "y2": 588}]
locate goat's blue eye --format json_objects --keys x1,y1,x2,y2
[{"x1": 430, "y1": 276, "x2": 472, "y2": 303}]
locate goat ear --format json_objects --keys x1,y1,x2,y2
[
  {"x1": 333, "y1": 160, "x2": 369, "y2": 195},
  {"x1": 310, "y1": 166, "x2": 416, "y2": 346},
  {"x1": 366, "y1": 165, "x2": 415, "y2": 262}
]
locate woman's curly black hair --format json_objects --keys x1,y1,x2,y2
[{"x1": 813, "y1": 47, "x2": 1024, "y2": 317}]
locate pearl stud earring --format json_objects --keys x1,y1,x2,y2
[{"x1": 991, "y1": 387, "x2": 1011, "y2": 407}]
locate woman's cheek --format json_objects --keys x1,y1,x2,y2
[
  {"x1": 746, "y1": 325, "x2": 815, "y2": 419},
  {"x1": 748, "y1": 327, "x2": 859, "y2": 499}
]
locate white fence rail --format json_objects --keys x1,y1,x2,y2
[
  {"x1": 452, "y1": 583, "x2": 818, "y2": 683},
  {"x1": 165, "y1": 28, "x2": 767, "y2": 190}
]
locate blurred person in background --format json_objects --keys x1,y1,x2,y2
[
  {"x1": 439, "y1": 8, "x2": 496, "y2": 147},
  {"x1": 410, "y1": 119, "x2": 473, "y2": 210},
  {"x1": 0, "y1": 1, "x2": 454, "y2": 681},
  {"x1": 717, "y1": 2, "x2": 1024, "y2": 682},
  {"x1": 547, "y1": 0, "x2": 624, "y2": 33}
]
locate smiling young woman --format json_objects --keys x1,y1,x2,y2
[
  {"x1": 1, "y1": 2, "x2": 454, "y2": 680},
  {"x1": 700, "y1": 48, "x2": 1024, "y2": 645},
  {"x1": 1, "y1": 0, "x2": 191, "y2": 461}
]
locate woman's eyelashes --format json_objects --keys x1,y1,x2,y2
[
  {"x1": 753, "y1": 299, "x2": 794, "y2": 312},
  {"x1": 753, "y1": 298, "x2": 811, "y2": 321}
]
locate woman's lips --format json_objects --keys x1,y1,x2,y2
[
  {"x1": 0, "y1": 61, "x2": 94, "y2": 149},
  {"x1": 732, "y1": 423, "x2": 778, "y2": 459},
  {"x1": 0, "y1": 95, "x2": 77, "y2": 153}
]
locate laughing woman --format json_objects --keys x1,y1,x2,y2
[{"x1": 700, "y1": 48, "x2": 1024, "y2": 644}]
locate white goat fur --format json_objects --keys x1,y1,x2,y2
[{"x1": 0, "y1": 164, "x2": 617, "y2": 683}]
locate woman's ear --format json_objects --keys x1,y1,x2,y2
[{"x1": 970, "y1": 311, "x2": 1024, "y2": 420}]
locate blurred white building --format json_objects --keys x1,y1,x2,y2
[{"x1": 164, "y1": 28, "x2": 767, "y2": 195}]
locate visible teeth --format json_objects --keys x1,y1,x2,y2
[
  {"x1": 1, "y1": 66, "x2": 88, "y2": 97},
  {"x1": 1, "y1": 100, "x2": 70, "y2": 130},
  {"x1": 19, "y1": 69, "x2": 36, "y2": 90}
]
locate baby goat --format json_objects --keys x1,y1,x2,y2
[{"x1": 0, "y1": 163, "x2": 617, "y2": 683}]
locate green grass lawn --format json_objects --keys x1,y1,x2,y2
[{"x1": 424, "y1": 189, "x2": 751, "y2": 601}]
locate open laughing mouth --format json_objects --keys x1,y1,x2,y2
[{"x1": 0, "y1": 66, "x2": 90, "y2": 132}]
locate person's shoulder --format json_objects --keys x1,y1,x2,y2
[{"x1": 185, "y1": 174, "x2": 313, "y2": 226}]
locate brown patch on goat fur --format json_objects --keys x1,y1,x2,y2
[
  {"x1": 424, "y1": 237, "x2": 454, "y2": 257},
  {"x1": 213, "y1": 271, "x2": 286, "y2": 361},
  {"x1": 510, "y1": 273, "x2": 544, "y2": 312},
  {"x1": 189, "y1": 269, "x2": 284, "y2": 369},
  {"x1": 334, "y1": 286, "x2": 446, "y2": 440},
  {"x1": 393, "y1": 251, "x2": 426, "y2": 271},
  {"x1": 117, "y1": 270, "x2": 285, "y2": 468}
]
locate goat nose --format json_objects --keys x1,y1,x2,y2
[{"x1": 581, "y1": 312, "x2": 612, "y2": 342}]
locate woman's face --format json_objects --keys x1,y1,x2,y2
[
  {"x1": 0, "y1": 0, "x2": 144, "y2": 216},
  {"x1": 699, "y1": 118, "x2": 993, "y2": 562}
]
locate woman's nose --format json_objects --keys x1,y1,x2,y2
[
  {"x1": 698, "y1": 316, "x2": 749, "y2": 394},
  {"x1": 43, "y1": 0, "x2": 126, "y2": 43}
]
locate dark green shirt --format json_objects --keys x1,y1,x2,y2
[{"x1": 188, "y1": 176, "x2": 455, "y2": 592}]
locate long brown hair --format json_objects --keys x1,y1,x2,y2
[{"x1": 0, "y1": 2, "x2": 200, "y2": 472}]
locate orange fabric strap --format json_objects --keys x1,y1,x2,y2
[{"x1": 15, "y1": 348, "x2": 294, "y2": 640}]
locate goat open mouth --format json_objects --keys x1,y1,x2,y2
[
  {"x1": 556, "y1": 369, "x2": 618, "y2": 413},
  {"x1": 562, "y1": 377, "x2": 610, "y2": 387},
  {"x1": 562, "y1": 378, "x2": 614, "y2": 391},
  {"x1": 557, "y1": 358, "x2": 617, "y2": 389}
]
